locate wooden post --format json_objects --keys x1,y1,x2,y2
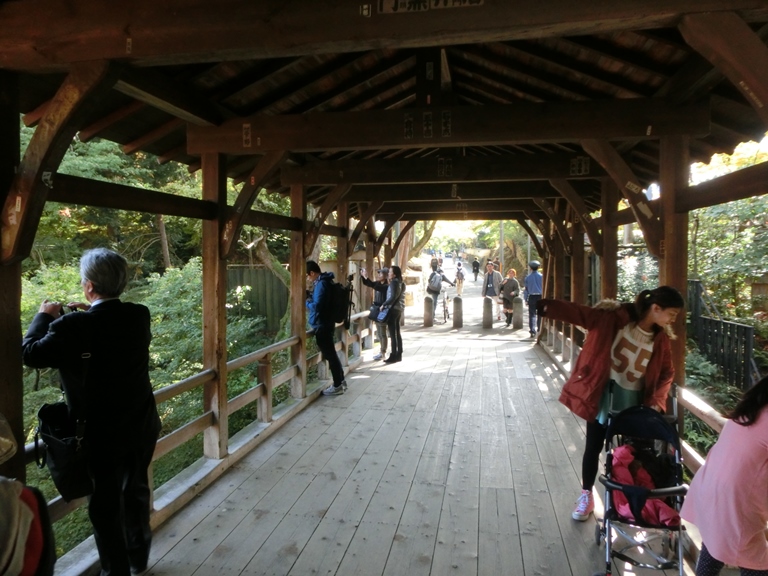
[
  {"x1": 600, "y1": 178, "x2": 619, "y2": 300},
  {"x1": 257, "y1": 355, "x2": 273, "y2": 424},
  {"x1": 660, "y1": 136, "x2": 689, "y2": 412},
  {"x1": 0, "y1": 71, "x2": 24, "y2": 481},
  {"x1": 336, "y1": 202, "x2": 349, "y2": 367},
  {"x1": 568, "y1": 219, "x2": 586, "y2": 363},
  {"x1": 363, "y1": 220, "x2": 375, "y2": 350},
  {"x1": 290, "y1": 184, "x2": 307, "y2": 398},
  {"x1": 553, "y1": 238, "x2": 566, "y2": 353},
  {"x1": 201, "y1": 152, "x2": 228, "y2": 459}
]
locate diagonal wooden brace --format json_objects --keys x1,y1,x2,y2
[
  {"x1": 303, "y1": 183, "x2": 351, "y2": 258},
  {"x1": 2, "y1": 61, "x2": 117, "y2": 264},
  {"x1": 549, "y1": 179, "x2": 604, "y2": 257},
  {"x1": 533, "y1": 198, "x2": 572, "y2": 255}
]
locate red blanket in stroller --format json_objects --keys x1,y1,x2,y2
[{"x1": 611, "y1": 445, "x2": 680, "y2": 527}]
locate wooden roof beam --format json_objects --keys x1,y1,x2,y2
[
  {"x1": 376, "y1": 211, "x2": 532, "y2": 222},
  {"x1": 679, "y1": 12, "x2": 768, "y2": 127},
  {"x1": 188, "y1": 99, "x2": 711, "y2": 155},
  {"x1": 5, "y1": 1, "x2": 768, "y2": 72},
  {"x1": 377, "y1": 200, "x2": 539, "y2": 215},
  {"x1": 115, "y1": 66, "x2": 223, "y2": 126},
  {"x1": 345, "y1": 182, "x2": 558, "y2": 202},
  {"x1": 122, "y1": 118, "x2": 183, "y2": 155},
  {"x1": 281, "y1": 153, "x2": 606, "y2": 185}
]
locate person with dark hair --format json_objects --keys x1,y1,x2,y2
[
  {"x1": 500, "y1": 268, "x2": 520, "y2": 327},
  {"x1": 523, "y1": 260, "x2": 543, "y2": 337},
  {"x1": 681, "y1": 375, "x2": 768, "y2": 575},
  {"x1": 361, "y1": 267, "x2": 389, "y2": 361},
  {"x1": 481, "y1": 260, "x2": 504, "y2": 321},
  {"x1": 380, "y1": 266, "x2": 405, "y2": 363},
  {"x1": 306, "y1": 260, "x2": 347, "y2": 395},
  {"x1": 426, "y1": 263, "x2": 454, "y2": 318},
  {"x1": 471, "y1": 257, "x2": 480, "y2": 281},
  {"x1": 22, "y1": 248, "x2": 161, "y2": 576},
  {"x1": 537, "y1": 286, "x2": 685, "y2": 522}
]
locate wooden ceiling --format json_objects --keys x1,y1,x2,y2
[{"x1": 5, "y1": 1, "x2": 768, "y2": 223}]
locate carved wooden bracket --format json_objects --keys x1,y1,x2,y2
[
  {"x1": 375, "y1": 218, "x2": 401, "y2": 255},
  {"x1": 302, "y1": 183, "x2": 351, "y2": 258},
  {"x1": 524, "y1": 211, "x2": 554, "y2": 258},
  {"x1": 221, "y1": 149, "x2": 287, "y2": 259},
  {"x1": 391, "y1": 220, "x2": 417, "y2": 257},
  {"x1": 2, "y1": 61, "x2": 117, "y2": 264},
  {"x1": 347, "y1": 201, "x2": 384, "y2": 253},
  {"x1": 516, "y1": 218, "x2": 545, "y2": 259},
  {"x1": 581, "y1": 139, "x2": 663, "y2": 257},
  {"x1": 548, "y1": 179, "x2": 604, "y2": 257},
  {"x1": 533, "y1": 198, "x2": 571, "y2": 255}
]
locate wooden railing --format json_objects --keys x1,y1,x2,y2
[
  {"x1": 24, "y1": 311, "x2": 372, "y2": 530},
  {"x1": 537, "y1": 317, "x2": 724, "y2": 476}
]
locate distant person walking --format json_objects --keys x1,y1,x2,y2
[
  {"x1": 481, "y1": 260, "x2": 504, "y2": 321},
  {"x1": 361, "y1": 267, "x2": 389, "y2": 361},
  {"x1": 306, "y1": 260, "x2": 347, "y2": 395},
  {"x1": 471, "y1": 258, "x2": 480, "y2": 281},
  {"x1": 681, "y1": 374, "x2": 768, "y2": 576},
  {"x1": 455, "y1": 262, "x2": 466, "y2": 296},
  {"x1": 381, "y1": 266, "x2": 405, "y2": 363},
  {"x1": 426, "y1": 263, "x2": 455, "y2": 318},
  {"x1": 500, "y1": 268, "x2": 520, "y2": 327},
  {"x1": 523, "y1": 260, "x2": 543, "y2": 337}
]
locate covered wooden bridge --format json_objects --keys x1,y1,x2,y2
[{"x1": 1, "y1": 2, "x2": 768, "y2": 574}]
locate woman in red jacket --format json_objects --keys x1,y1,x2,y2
[{"x1": 537, "y1": 286, "x2": 684, "y2": 522}]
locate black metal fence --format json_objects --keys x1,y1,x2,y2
[{"x1": 688, "y1": 280, "x2": 757, "y2": 389}]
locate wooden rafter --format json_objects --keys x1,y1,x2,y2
[
  {"x1": 122, "y1": 118, "x2": 184, "y2": 155},
  {"x1": 533, "y1": 198, "x2": 571, "y2": 255},
  {"x1": 347, "y1": 201, "x2": 384, "y2": 253},
  {"x1": 376, "y1": 211, "x2": 532, "y2": 222},
  {"x1": 1, "y1": 61, "x2": 117, "y2": 264},
  {"x1": 548, "y1": 179, "x2": 603, "y2": 257},
  {"x1": 79, "y1": 100, "x2": 146, "y2": 142},
  {"x1": 188, "y1": 99, "x2": 710, "y2": 154},
  {"x1": 581, "y1": 139, "x2": 663, "y2": 257},
  {"x1": 221, "y1": 150, "x2": 287, "y2": 258},
  {"x1": 376, "y1": 199, "x2": 538, "y2": 215},
  {"x1": 679, "y1": 12, "x2": 768, "y2": 127},
  {"x1": 303, "y1": 183, "x2": 351, "y2": 258}
]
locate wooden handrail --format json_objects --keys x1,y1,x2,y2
[{"x1": 226, "y1": 335, "x2": 300, "y2": 372}]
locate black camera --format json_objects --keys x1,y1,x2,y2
[{"x1": 347, "y1": 274, "x2": 354, "y2": 282}]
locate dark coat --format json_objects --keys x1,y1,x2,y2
[
  {"x1": 362, "y1": 276, "x2": 388, "y2": 306},
  {"x1": 22, "y1": 300, "x2": 161, "y2": 449}
]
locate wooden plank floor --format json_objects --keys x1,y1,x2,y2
[{"x1": 141, "y1": 263, "x2": 694, "y2": 576}]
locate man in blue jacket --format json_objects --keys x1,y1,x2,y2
[
  {"x1": 306, "y1": 260, "x2": 347, "y2": 395},
  {"x1": 523, "y1": 260, "x2": 544, "y2": 337}
]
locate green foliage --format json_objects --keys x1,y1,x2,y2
[{"x1": 616, "y1": 247, "x2": 659, "y2": 302}]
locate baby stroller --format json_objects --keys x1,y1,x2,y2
[{"x1": 594, "y1": 390, "x2": 688, "y2": 576}]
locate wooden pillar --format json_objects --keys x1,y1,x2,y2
[
  {"x1": 553, "y1": 237, "x2": 566, "y2": 352},
  {"x1": 660, "y1": 136, "x2": 690, "y2": 402},
  {"x1": 290, "y1": 184, "x2": 307, "y2": 398},
  {"x1": 569, "y1": 220, "x2": 586, "y2": 363},
  {"x1": 363, "y1": 220, "x2": 375, "y2": 350},
  {"x1": 336, "y1": 202, "x2": 349, "y2": 365},
  {"x1": 0, "y1": 71, "x2": 24, "y2": 480},
  {"x1": 201, "y1": 153, "x2": 228, "y2": 459},
  {"x1": 600, "y1": 178, "x2": 619, "y2": 300}
]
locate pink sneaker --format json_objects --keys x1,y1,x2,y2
[{"x1": 572, "y1": 489, "x2": 594, "y2": 521}]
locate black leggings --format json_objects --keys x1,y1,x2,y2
[
  {"x1": 386, "y1": 309, "x2": 402, "y2": 357},
  {"x1": 582, "y1": 419, "x2": 608, "y2": 491},
  {"x1": 697, "y1": 543, "x2": 768, "y2": 576}
]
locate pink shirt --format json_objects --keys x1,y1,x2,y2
[{"x1": 680, "y1": 411, "x2": 768, "y2": 569}]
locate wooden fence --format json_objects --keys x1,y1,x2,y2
[
  {"x1": 688, "y1": 280, "x2": 757, "y2": 389},
  {"x1": 228, "y1": 265, "x2": 289, "y2": 332}
]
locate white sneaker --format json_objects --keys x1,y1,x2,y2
[
  {"x1": 373, "y1": 353, "x2": 383, "y2": 360},
  {"x1": 322, "y1": 384, "x2": 344, "y2": 396}
]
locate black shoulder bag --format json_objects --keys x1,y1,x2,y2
[{"x1": 34, "y1": 351, "x2": 94, "y2": 502}]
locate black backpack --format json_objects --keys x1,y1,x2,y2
[{"x1": 329, "y1": 279, "x2": 354, "y2": 328}]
